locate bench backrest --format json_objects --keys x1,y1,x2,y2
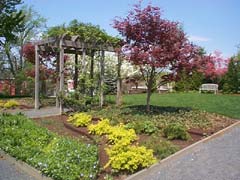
[{"x1": 200, "y1": 84, "x2": 218, "y2": 90}]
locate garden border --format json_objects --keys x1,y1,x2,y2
[
  {"x1": 126, "y1": 120, "x2": 240, "y2": 180},
  {"x1": 0, "y1": 150, "x2": 52, "y2": 180}
]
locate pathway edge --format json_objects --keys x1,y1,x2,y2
[
  {"x1": 126, "y1": 120, "x2": 240, "y2": 180},
  {"x1": 0, "y1": 150, "x2": 53, "y2": 180}
]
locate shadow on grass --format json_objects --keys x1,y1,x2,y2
[{"x1": 122, "y1": 105, "x2": 192, "y2": 115}]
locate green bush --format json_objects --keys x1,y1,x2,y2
[
  {"x1": 0, "y1": 114, "x2": 99, "y2": 180},
  {"x1": 141, "y1": 137, "x2": 179, "y2": 159},
  {"x1": 125, "y1": 120, "x2": 158, "y2": 134},
  {"x1": 163, "y1": 123, "x2": 190, "y2": 140}
]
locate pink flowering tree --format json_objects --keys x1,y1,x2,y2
[
  {"x1": 195, "y1": 50, "x2": 229, "y2": 83},
  {"x1": 113, "y1": 3, "x2": 197, "y2": 111}
]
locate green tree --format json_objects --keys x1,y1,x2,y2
[
  {"x1": 1, "y1": 5, "x2": 46, "y2": 77},
  {"x1": 0, "y1": 0, "x2": 25, "y2": 44},
  {"x1": 223, "y1": 56, "x2": 240, "y2": 93}
]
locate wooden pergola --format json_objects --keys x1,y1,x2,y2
[{"x1": 34, "y1": 34, "x2": 121, "y2": 114}]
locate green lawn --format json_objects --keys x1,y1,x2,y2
[{"x1": 108, "y1": 93, "x2": 240, "y2": 119}]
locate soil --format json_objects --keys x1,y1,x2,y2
[{"x1": 31, "y1": 114, "x2": 236, "y2": 180}]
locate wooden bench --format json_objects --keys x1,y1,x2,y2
[{"x1": 199, "y1": 84, "x2": 218, "y2": 94}]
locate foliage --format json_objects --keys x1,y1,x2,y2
[
  {"x1": 141, "y1": 137, "x2": 179, "y2": 160},
  {"x1": 0, "y1": 100, "x2": 5, "y2": 108},
  {"x1": 107, "y1": 125, "x2": 137, "y2": 145},
  {"x1": 222, "y1": 56, "x2": 240, "y2": 93},
  {"x1": 113, "y1": 2, "x2": 198, "y2": 111},
  {"x1": 67, "y1": 112, "x2": 92, "y2": 127},
  {"x1": 61, "y1": 92, "x2": 90, "y2": 112},
  {"x1": 0, "y1": 100, "x2": 19, "y2": 108},
  {"x1": 0, "y1": 0, "x2": 25, "y2": 43},
  {"x1": 163, "y1": 123, "x2": 190, "y2": 140},
  {"x1": 105, "y1": 145, "x2": 156, "y2": 172},
  {"x1": 0, "y1": 114, "x2": 99, "y2": 180},
  {"x1": 87, "y1": 118, "x2": 156, "y2": 172},
  {"x1": 175, "y1": 70, "x2": 204, "y2": 91},
  {"x1": 125, "y1": 120, "x2": 158, "y2": 135},
  {"x1": 88, "y1": 118, "x2": 112, "y2": 135}
]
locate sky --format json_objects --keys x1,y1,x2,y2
[{"x1": 22, "y1": 0, "x2": 240, "y2": 58}]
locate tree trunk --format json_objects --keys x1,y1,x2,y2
[
  {"x1": 146, "y1": 67, "x2": 155, "y2": 112},
  {"x1": 116, "y1": 52, "x2": 122, "y2": 106},
  {"x1": 146, "y1": 81, "x2": 152, "y2": 112},
  {"x1": 5, "y1": 44, "x2": 16, "y2": 77}
]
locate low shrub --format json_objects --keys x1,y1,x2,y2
[
  {"x1": 107, "y1": 125, "x2": 137, "y2": 145},
  {"x1": 105, "y1": 144, "x2": 156, "y2": 172},
  {"x1": 67, "y1": 112, "x2": 92, "y2": 127},
  {"x1": 88, "y1": 118, "x2": 156, "y2": 173},
  {"x1": 0, "y1": 114, "x2": 99, "y2": 180},
  {"x1": 163, "y1": 123, "x2": 190, "y2": 140},
  {"x1": 1, "y1": 100, "x2": 19, "y2": 109},
  {"x1": 0, "y1": 100, "x2": 5, "y2": 108},
  {"x1": 141, "y1": 137, "x2": 179, "y2": 160},
  {"x1": 88, "y1": 118, "x2": 112, "y2": 135},
  {"x1": 125, "y1": 120, "x2": 158, "y2": 135}
]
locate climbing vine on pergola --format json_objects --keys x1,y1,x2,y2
[{"x1": 34, "y1": 33, "x2": 122, "y2": 113}]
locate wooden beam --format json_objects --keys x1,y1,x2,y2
[
  {"x1": 34, "y1": 45, "x2": 40, "y2": 109},
  {"x1": 59, "y1": 38, "x2": 64, "y2": 114},
  {"x1": 35, "y1": 37, "x2": 58, "y2": 46},
  {"x1": 74, "y1": 53, "x2": 78, "y2": 89},
  {"x1": 89, "y1": 50, "x2": 94, "y2": 97},
  {"x1": 116, "y1": 52, "x2": 122, "y2": 106},
  {"x1": 99, "y1": 50, "x2": 105, "y2": 108}
]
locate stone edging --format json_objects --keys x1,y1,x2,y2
[
  {"x1": 0, "y1": 150, "x2": 52, "y2": 180},
  {"x1": 126, "y1": 120, "x2": 240, "y2": 180}
]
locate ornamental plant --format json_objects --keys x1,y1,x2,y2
[
  {"x1": 0, "y1": 114, "x2": 99, "y2": 180},
  {"x1": 88, "y1": 118, "x2": 156, "y2": 172},
  {"x1": 107, "y1": 125, "x2": 137, "y2": 145},
  {"x1": 88, "y1": 118, "x2": 112, "y2": 135},
  {"x1": 163, "y1": 123, "x2": 190, "y2": 140},
  {"x1": 3, "y1": 100, "x2": 19, "y2": 109},
  {"x1": 113, "y1": 3, "x2": 198, "y2": 111},
  {"x1": 67, "y1": 112, "x2": 92, "y2": 127},
  {"x1": 105, "y1": 145, "x2": 156, "y2": 172}
]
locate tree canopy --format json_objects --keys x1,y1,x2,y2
[
  {"x1": 0, "y1": 0, "x2": 25, "y2": 45},
  {"x1": 113, "y1": 3, "x2": 198, "y2": 111}
]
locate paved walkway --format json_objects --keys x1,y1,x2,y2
[
  {"x1": 127, "y1": 122, "x2": 240, "y2": 180},
  {"x1": 2, "y1": 107, "x2": 62, "y2": 118},
  {"x1": 0, "y1": 156, "x2": 36, "y2": 180}
]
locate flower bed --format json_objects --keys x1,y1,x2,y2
[
  {"x1": 67, "y1": 113, "x2": 157, "y2": 173},
  {"x1": 0, "y1": 113, "x2": 99, "y2": 180}
]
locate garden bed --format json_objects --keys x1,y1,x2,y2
[{"x1": 32, "y1": 106, "x2": 236, "y2": 179}]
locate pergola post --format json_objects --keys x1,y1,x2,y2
[
  {"x1": 55, "y1": 54, "x2": 60, "y2": 107},
  {"x1": 90, "y1": 50, "x2": 94, "y2": 97},
  {"x1": 116, "y1": 52, "x2": 122, "y2": 106},
  {"x1": 82, "y1": 44, "x2": 86, "y2": 74},
  {"x1": 74, "y1": 53, "x2": 78, "y2": 89},
  {"x1": 99, "y1": 49, "x2": 105, "y2": 108},
  {"x1": 34, "y1": 45, "x2": 40, "y2": 109},
  {"x1": 59, "y1": 38, "x2": 64, "y2": 114}
]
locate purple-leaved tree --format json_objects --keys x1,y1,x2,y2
[{"x1": 113, "y1": 3, "x2": 197, "y2": 111}]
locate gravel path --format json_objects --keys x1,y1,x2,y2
[
  {"x1": 0, "y1": 157, "x2": 36, "y2": 180},
  {"x1": 128, "y1": 123, "x2": 240, "y2": 180}
]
